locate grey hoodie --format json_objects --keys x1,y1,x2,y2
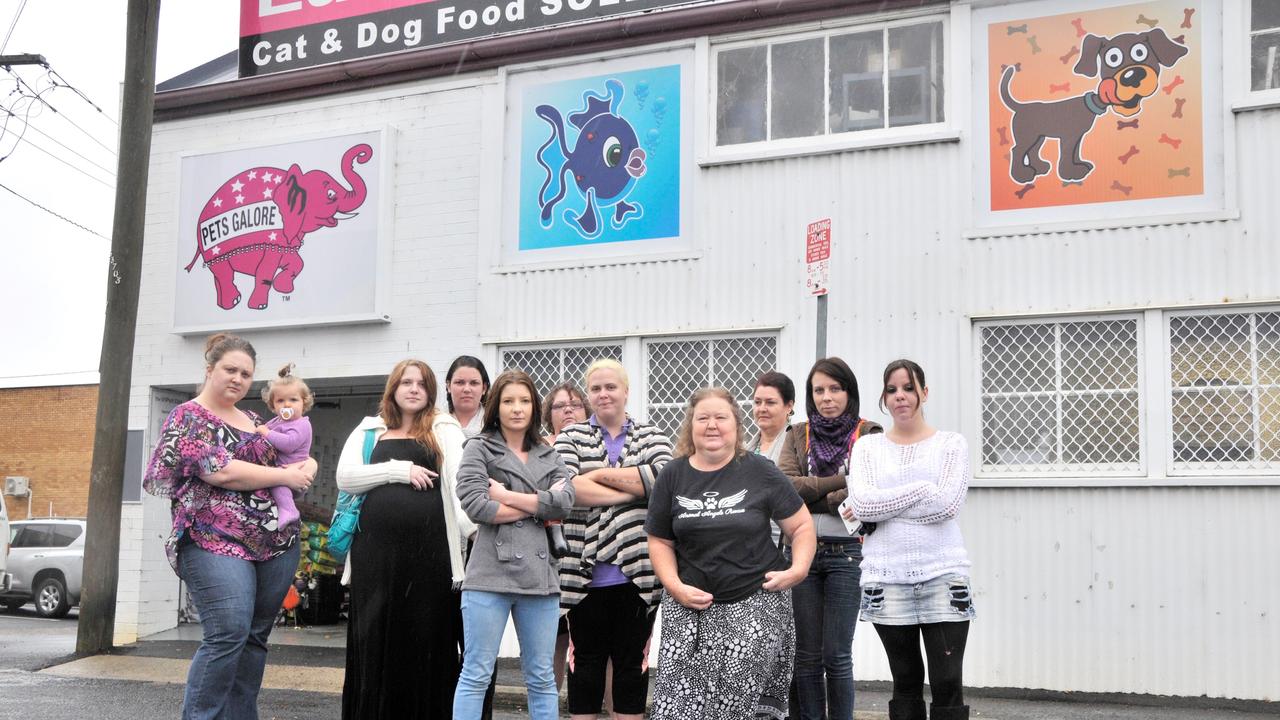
[{"x1": 457, "y1": 431, "x2": 575, "y2": 595}]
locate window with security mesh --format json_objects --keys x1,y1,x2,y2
[
  {"x1": 1169, "y1": 311, "x2": 1280, "y2": 471},
  {"x1": 645, "y1": 335, "x2": 778, "y2": 442},
  {"x1": 978, "y1": 317, "x2": 1143, "y2": 474},
  {"x1": 500, "y1": 344, "x2": 624, "y2": 400}
]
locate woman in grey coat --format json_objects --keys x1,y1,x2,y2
[{"x1": 453, "y1": 370, "x2": 576, "y2": 720}]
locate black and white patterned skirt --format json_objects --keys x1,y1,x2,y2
[{"x1": 651, "y1": 589, "x2": 795, "y2": 720}]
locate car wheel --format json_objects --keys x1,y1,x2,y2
[
  {"x1": 34, "y1": 577, "x2": 70, "y2": 619},
  {"x1": 2, "y1": 599, "x2": 25, "y2": 612}
]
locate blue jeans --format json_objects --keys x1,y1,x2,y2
[
  {"x1": 177, "y1": 541, "x2": 300, "y2": 720},
  {"x1": 454, "y1": 590, "x2": 560, "y2": 720},
  {"x1": 790, "y1": 539, "x2": 862, "y2": 720}
]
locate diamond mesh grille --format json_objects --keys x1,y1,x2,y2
[
  {"x1": 979, "y1": 318, "x2": 1141, "y2": 473},
  {"x1": 1170, "y1": 311, "x2": 1280, "y2": 470},
  {"x1": 500, "y1": 344, "x2": 623, "y2": 399},
  {"x1": 645, "y1": 335, "x2": 777, "y2": 443}
]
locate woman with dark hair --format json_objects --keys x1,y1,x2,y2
[
  {"x1": 542, "y1": 382, "x2": 590, "y2": 446},
  {"x1": 751, "y1": 371, "x2": 796, "y2": 548},
  {"x1": 778, "y1": 357, "x2": 883, "y2": 720},
  {"x1": 446, "y1": 355, "x2": 491, "y2": 438},
  {"x1": 144, "y1": 333, "x2": 317, "y2": 719},
  {"x1": 648, "y1": 387, "x2": 815, "y2": 719},
  {"x1": 844, "y1": 360, "x2": 974, "y2": 720},
  {"x1": 336, "y1": 359, "x2": 475, "y2": 719},
  {"x1": 453, "y1": 371, "x2": 575, "y2": 719}
]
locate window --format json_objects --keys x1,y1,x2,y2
[
  {"x1": 978, "y1": 317, "x2": 1143, "y2": 474},
  {"x1": 500, "y1": 343, "x2": 624, "y2": 399},
  {"x1": 715, "y1": 19, "x2": 945, "y2": 147},
  {"x1": 1169, "y1": 310, "x2": 1280, "y2": 471},
  {"x1": 10, "y1": 525, "x2": 53, "y2": 548},
  {"x1": 1252, "y1": 0, "x2": 1280, "y2": 92},
  {"x1": 645, "y1": 335, "x2": 777, "y2": 441},
  {"x1": 49, "y1": 523, "x2": 83, "y2": 547}
]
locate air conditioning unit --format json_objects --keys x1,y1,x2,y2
[{"x1": 4, "y1": 477, "x2": 30, "y2": 496}]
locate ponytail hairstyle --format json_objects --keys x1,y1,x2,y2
[
  {"x1": 203, "y1": 332, "x2": 256, "y2": 368},
  {"x1": 381, "y1": 359, "x2": 443, "y2": 461},
  {"x1": 261, "y1": 362, "x2": 315, "y2": 412}
]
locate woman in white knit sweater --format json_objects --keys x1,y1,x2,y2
[{"x1": 843, "y1": 359, "x2": 974, "y2": 720}]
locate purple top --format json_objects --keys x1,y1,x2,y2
[
  {"x1": 264, "y1": 415, "x2": 313, "y2": 465},
  {"x1": 587, "y1": 414, "x2": 633, "y2": 588},
  {"x1": 143, "y1": 401, "x2": 299, "y2": 574}
]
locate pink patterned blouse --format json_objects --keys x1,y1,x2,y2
[{"x1": 144, "y1": 400, "x2": 299, "y2": 574}]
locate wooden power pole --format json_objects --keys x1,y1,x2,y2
[{"x1": 77, "y1": 0, "x2": 161, "y2": 654}]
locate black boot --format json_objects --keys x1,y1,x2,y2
[
  {"x1": 888, "y1": 697, "x2": 927, "y2": 720},
  {"x1": 929, "y1": 704, "x2": 970, "y2": 720}
]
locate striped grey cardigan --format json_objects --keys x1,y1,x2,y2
[{"x1": 554, "y1": 417, "x2": 673, "y2": 611}]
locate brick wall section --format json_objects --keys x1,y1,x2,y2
[{"x1": 0, "y1": 384, "x2": 97, "y2": 519}]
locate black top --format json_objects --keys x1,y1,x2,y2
[{"x1": 646, "y1": 453, "x2": 804, "y2": 604}]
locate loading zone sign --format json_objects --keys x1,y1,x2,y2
[{"x1": 806, "y1": 218, "x2": 830, "y2": 296}]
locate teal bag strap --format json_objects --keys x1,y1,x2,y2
[{"x1": 362, "y1": 428, "x2": 377, "y2": 464}]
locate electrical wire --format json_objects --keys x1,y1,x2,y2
[
  {"x1": 1, "y1": 106, "x2": 116, "y2": 174},
  {"x1": 4, "y1": 130, "x2": 114, "y2": 188},
  {"x1": 0, "y1": 0, "x2": 28, "y2": 54},
  {"x1": 49, "y1": 68, "x2": 118, "y2": 126},
  {"x1": 2, "y1": 66, "x2": 117, "y2": 155},
  {"x1": 0, "y1": 180, "x2": 108, "y2": 240}
]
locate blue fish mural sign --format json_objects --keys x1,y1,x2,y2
[
  {"x1": 536, "y1": 79, "x2": 647, "y2": 238},
  {"x1": 517, "y1": 65, "x2": 681, "y2": 251}
]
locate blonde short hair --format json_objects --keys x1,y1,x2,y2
[{"x1": 583, "y1": 358, "x2": 629, "y2": 390}]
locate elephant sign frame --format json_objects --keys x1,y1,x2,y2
[{"x1": 173, "y1": 129, "x2": 391, "y2": 334}]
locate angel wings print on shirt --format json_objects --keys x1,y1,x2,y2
[{"x1": 675, "y1": 489, "x2": 749, "y2": 519}]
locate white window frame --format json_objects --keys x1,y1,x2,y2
[
  {"x1": 700, "y1": 7, "x2": 959, "y2": 167},
  {"x1": 973, "y1": 313, "x2": 1147, "y2": 480},
  {"x1": 497, "y1": 338, "x2": 628, "y2": 397},
  {"x1": 1234, "y1": 0, "x2": 1280, "y2": 111},
  {"x1": 1164, "y1": 306, "x2": 1280, "y2": 478}
]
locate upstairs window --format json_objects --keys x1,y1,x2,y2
[
  {"x1": 1252, "y1": 0, "x2": 1280, "y2": 92},
  {"x1": 715, "y1": 19, "x2": 946, "y2": 147}
]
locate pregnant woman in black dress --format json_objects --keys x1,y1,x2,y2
[{"x1": 335, "y1": 359, "x2": 475, "y2": 719}]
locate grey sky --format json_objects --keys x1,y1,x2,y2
[{"x1": 0, "y1": 0, "x2": 237, "y2": 382}]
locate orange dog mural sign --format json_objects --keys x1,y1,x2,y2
[{"x1": 979, "y1": 0, "x2": 1213, "y2": 219}]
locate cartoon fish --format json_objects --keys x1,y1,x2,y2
[{"x1": 535, "y1": 78, "x2": 647, "y2": 239}]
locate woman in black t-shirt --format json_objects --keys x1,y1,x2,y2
[{"x1": 646, "y1": 387, "x2": 817, "y2": 720}]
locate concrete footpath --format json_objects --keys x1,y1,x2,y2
[{"x1": 30, "y1": 638, "x2": 1280, "y2": 719}]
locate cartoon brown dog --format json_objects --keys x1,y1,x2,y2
[{"x1": 1000, "y1": 28, "x2": 1187, "y2": 184}]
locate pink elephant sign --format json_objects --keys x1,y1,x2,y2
[{"x1": 174, "y1": 131, "x2": 387, "y2": 333}]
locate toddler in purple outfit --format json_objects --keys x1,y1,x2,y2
[{"x1": 254, "y1": 363, "x2": 313, "y2": 527}]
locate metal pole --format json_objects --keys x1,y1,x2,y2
[
  {"x1": 77, "y1": 0, "x2": 160, "y2": 655},
  {"x1": 816, "y1": 293, "x2": 828, "y2": 360}
]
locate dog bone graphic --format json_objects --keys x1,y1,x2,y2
[
  {"x1": 1111, "y1": 180, "x2": 1134, "y2": 196},
  {"x1": 1168, "y1": 167, "x2": 1191, "y2": 178},
  {"x1": 997, "y1": 126, "x2": 1011, "y2": 146},
  {"x1": 1027, "y1": 36, "x2": 1042, "y2": 54},
  {"x1": 1135, "y1": 14, "x2": 1159, "y2": 28},
  {"x1": 1158, "y1": 133, "x2": 1182, "y2": 149},
  {"x1": 1060, "y1": 45, "x2": 1080, "y2": 64},
  {"x1": 1182, "y1": 8, "x2": 1195, "y2": 29},
  {"x1": 1071, "y1": 17, "x2": 1086, "y2": 37},
  {"x1": 1164, "y1": 75, "x2": 1185, "y2": 94},
  {"x1": 1117, "y1": 119, "x2": 1140, "y2": 130},
  {"x1": 1172, "y1": 98, "x2": 1186, "y2": 119},
  {"x1": 1015, "y1": 183, "x2": 1036, "y2": 199},
  {"x1": 1049, "y1": 82, "x2": 1071, "y2": 93},
  {"x1": 1000, "y1": 62, "x2": 1023, "y2": 72},
  {"x1": 1062, "y1": 180, "x2": 1084, "y2": 187},
  {"x1": 1007, "y1": 23, "x2": 1029, "y2": 35},
  {"x1": 1174, "y1": 34, "x2": 1185, "y2": 44},
  {"x1": 1118, "y1": 145, "x2": 1140, "y2": 164}
]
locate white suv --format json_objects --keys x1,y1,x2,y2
[{"x1": 1, "y1": 519, "x2": 85, "y2": 618}]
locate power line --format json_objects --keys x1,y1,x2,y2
[
  {"x1": 2, "y1": 106, "x2": 117, "y2": 174},
  {"x1": 0, "y1": 0, "x2": 28, "y2": 54},
  {"x1": 49, "y1": 68, "x2": 119, "y2": 127},
  {"x1": 4, "y1": 129, "x2": 114, "y2": 187},
  {"x1": 2, "y1": 65, "x2": 117, "y2": 155},
  {"x1": 0, "y1": 180, "x2": 108, "y2": 240}
]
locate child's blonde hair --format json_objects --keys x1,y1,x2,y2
[{"x1": 261, "y1": 363, "x2": 315, "y2": 412}]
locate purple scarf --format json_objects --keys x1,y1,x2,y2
[{"x1": 807, "y1": 413, "x2": 861, "y2": 476}]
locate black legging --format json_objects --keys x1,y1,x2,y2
[{"x1": 872, "y1": 622, "x2": 969, "y2": 707}]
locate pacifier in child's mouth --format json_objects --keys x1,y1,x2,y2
[{"x1": 281, "y1": 407, "x2": 294, "y2": 420}]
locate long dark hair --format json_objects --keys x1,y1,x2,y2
[
  {"x1": 804, "y1": 357, "x2": 860, "y2": 419},
  {"x1": 483, "y1": 370, "x2": 544, "y2": 451},
  {"x1": 444, "y1": 355, "x2": 490, "y2": 413}
]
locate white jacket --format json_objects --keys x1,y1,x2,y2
[{"x1": 335, "y1": 412, "x2": 476, "y2": 586}]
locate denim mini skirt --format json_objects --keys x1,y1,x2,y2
[{"x1": 859, "y1": 574, "x2": 976, "y2": 625}]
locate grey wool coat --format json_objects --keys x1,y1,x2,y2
[{"x1": 456, "y1": 431, "x2": 576, "y2": 595}]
